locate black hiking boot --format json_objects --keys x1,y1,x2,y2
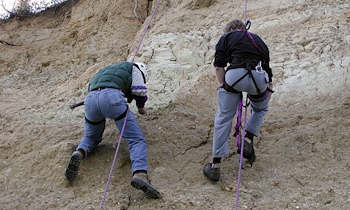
[
  {"x1": 237, "y1": 138, "x2": 256, "y2": 167},
  {"x1": 131, "y1": 172, "x2": 161, "y2": 199},
  {"x1": 65, "y1": 150, "x2": 83, "y2": 182},
  {"x1": 203, "y1": 163, "x2": 220, "y2": 182}
]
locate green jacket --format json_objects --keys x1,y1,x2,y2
[{"x1": 88, "y1": 61, "x2": 133, "y2": 94}]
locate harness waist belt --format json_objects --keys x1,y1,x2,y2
[
  {"x1": 91, "y1": 87, "x2": 120, "y2": 91},
  {"x1": 229, "y1": 56, "x2": 260, "y2": 70}
]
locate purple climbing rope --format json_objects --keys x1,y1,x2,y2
[
  {"x1": 235, "y1": 97, "x2": 248, "y2": 210},
  {"x1": 130, "y1": 0, "x2": 161, "y2": 62},
  {"x1": 99, "y1": 111, "x2": 129, "y2": 210},
  {"x1": 99, "y1": 0, "x2": 161, "y2": 209},
  {"x1": 243, "y1": 0, "x2": 248, "y2": 24},
  {"x1": 69, "y1": 0, "x2": 160, "y2": 110},
  {"x1": 234, "y1": 1, "x2": 249, "y2": 209},
  {"x1": 234, "y1": 99, "x2": 243, "y2": 148}
]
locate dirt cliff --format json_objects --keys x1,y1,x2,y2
[{"x1": 0, "y1": 0, "x2": 349, "y2": 209}]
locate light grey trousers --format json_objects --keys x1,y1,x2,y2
[{"x1": 212, "y1": 68, "x2": 271, "y2": 158}]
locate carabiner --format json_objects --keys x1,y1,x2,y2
[{"x1": 245, "y1": 20, "x2": 251, "y2": 31}]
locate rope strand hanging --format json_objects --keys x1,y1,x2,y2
[
  {"x1": 243, "y1": 0, "x2": 248, "y2": 23},
  {"x1": 130, "y1": 0, "x2": 161, "y2": 62},
  {"x1": 69, "y1": 0, "x2": 161, "y2": 110},
  {"x1": 98, "y1": 0, "x2": 161, "y2": 209},
  {"x1": 234, "y1": 1, "x2": 249, "y2": 210}
]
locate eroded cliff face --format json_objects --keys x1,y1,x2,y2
[{"x1": 0, "y1": 0, "x2": 349, "y2": 209}]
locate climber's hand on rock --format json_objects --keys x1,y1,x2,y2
[{"x1": 138, "y1": 107, "x2": 146, "y2": 115}]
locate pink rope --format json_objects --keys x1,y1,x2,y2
[
  {"x1": 235, "y1": 2, "x2": 249, "y2": 209},
  {"x1": 99, "y1": 111, "x2": 129, "y2": 210},
  {"x1": 99, "y1": 0, "x2": 161, "y2": 209},
  {"x1": 69, "y1": 0, "x2": 160, "y2": 110},
  {"x1": 234, "y1": 99, "x2": 243, "y2": 148},
  {"x1": 235, "y1": 97, "x2": 248, "y2": 210},
  {"x1": 130, "y1": 0, "x2": 161, "y2": 62},
  {"x1": 244, "y1": 0, "x2": 248, "y2": 24}
]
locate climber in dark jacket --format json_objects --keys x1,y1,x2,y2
[
  {"x1": 203, "y1": 19, "x2": 274, "y2": 181},
  {"x1": 65, "y1": 61, "x2": 160, "y2": 199}
]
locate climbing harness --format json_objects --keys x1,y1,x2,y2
[
  {"x1": 223, "y1": 66, "x2": 263, "y2": 96},
  {"x1": 98, "y1": 0, "x2": 161, "y2": 209},
  {"x1": 223, "y1": 19, "x2": 269, "y2": 97},
  {"x1": 85, "y1": 117, "x2": 106, "y2": 125}
]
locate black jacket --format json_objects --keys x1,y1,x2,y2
[{"x1": 214, "y1": 30, "x2": 273, "y2": 82}]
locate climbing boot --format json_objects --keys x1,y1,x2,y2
[
  {"x1": 65, "y1": 150, "x2": 83, "y2": 182},
  {"x1": 237, "y1": 138, "x2": 256, "y2": 166},
  {"x1": 131, "y1": 172, "x2": 161, "y2": 199},
  {"x1": 203, "y1": 163, "x2": 220, "y2": 181}
]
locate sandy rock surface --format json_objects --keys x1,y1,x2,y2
[{"x1": 0, "y1": 0, "x2": 349, "y2": 209}]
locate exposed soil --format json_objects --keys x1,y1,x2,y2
[{"x1": 0, "y1": 0, "x2": 349, "y2": 209}]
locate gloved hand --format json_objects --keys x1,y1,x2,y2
[
  {"x1": 268, "y1": 82, "x2": 273, "y2": 90},
  {"x1": 267, "y1": 82, "x2": 274, "y2": 97},
  {"x1": 138, "y1": 107, "x2": 146, "y2": 115},
  {"x1": 125, "y1": 94, "x2": 148, "y2": 112}
]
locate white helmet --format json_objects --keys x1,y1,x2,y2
[{"x1": 134, "y1": 62, "x2": 149, "y2": 83}]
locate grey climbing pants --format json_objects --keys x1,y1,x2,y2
[{"x1": 212, "y1": 68, "x2": 271, "y2": 158}]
